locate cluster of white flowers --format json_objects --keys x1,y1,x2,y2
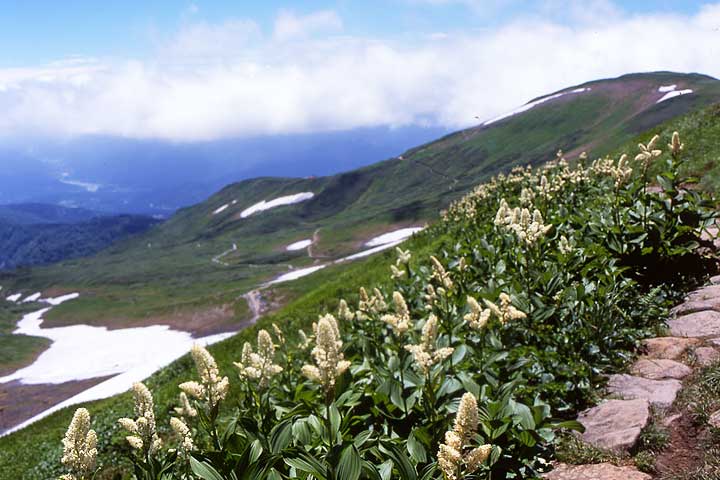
[
  {"x1": 174, "y1": 391, "x2": 197, "y2": 418},
  {"x1": 424, "y1": 284, "x2": 438, "y2": 311},
  {"x1": 234, "y1": 329, "x2": 283, "y2": 388},
  {"x1": 463, "y1": 296, "x2": 491, "y2": 330},
  {"x1": 179, "y1": 345, "x2": 230, "y2": 409},
  {"x1": 337, "y1": 299, "x2": 355, "y2": 321},
  {"x1": 669, "y1": 131, "x2": 684, "y2": 156},
  {"x1": 558, "y1": 235, "x2": 574, "y2": 255},
  {"x1": 60, "y1": 408, "x2": 97, "y2": 480},
  {"x1": 404, "y1": 314, "x2": 454, "y2": 375},
  {"x1": 396, "y1": 247, "x2": 411, "y2": 266},
  {"x1": 635, "y1": 134, "x2": 662, "y2": 167},
  {"x1": 381, "y1": 291, "x2": 412, "y2": 335},
  {"x1": 484, "y1": 293, "x2": 526, "y2": 324},
  {"x1": 357, "y1": 287, "x2": 389, "y2": 316},
  {"x1": 391, "y1": 264, "x2": 405, "y2": 279},
  {"x1": 302, "y1": 314, "x2": 351, "y2": 394},
  {"x1": 430, "y1": 256, "x2": 454, "y2": 291},
  {"x1": 118, "y1": 382, "x2": 163, "y2": 455},
  {"x1": 519, "y1": 187, "x2": 535, "y2": 206},
  {"x1": 590, "y1": 155, "x2": 633, "y2": 188},
  {"x1": 494, "y1": 199, "x2": 552, "y2": 245},
  {"x1": 170, "y1": 417, "x2": 194, "y2": 456},
  {"x1": 437, "y1": 393, "x2": 493, "y2": 480}
]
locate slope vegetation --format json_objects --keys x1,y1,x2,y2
[
  {"x1": 2, "y1": 71, "x2": 718, "y2": 331},
  {"x1": 2, "y1": 126, "x2": 717, "y2": 479}
]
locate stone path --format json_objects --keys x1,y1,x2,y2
[{"x1": 547, "y1": 274, "x2": 720, "y2": 479}]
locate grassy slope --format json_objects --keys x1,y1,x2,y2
[
  {"x1": 0, "y1": 231, "x2": 443, "y2": 479},
  {"x1": 0, "y1": 302, "x2": 49, "y2": 377},
  {"x1": 3, "y1": 72, "x2": 718, "y2": 330},
  {"x1": 2, "y1": 72, "x2": 720, "y2": 477}
]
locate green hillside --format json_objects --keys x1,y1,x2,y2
[
  {"x1": 0, "y1": 215, "x2": 160, "y2": 270},
  {"x1": 2, "y1": 72, "x2": 718, "y2": 333},
  {"x1": 1, "y1": 124, "x2": 716, "y2": 478},
  {"x1": 3, "y1": 71, "x2": 720, "y2": 479}
]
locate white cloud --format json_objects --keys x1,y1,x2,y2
[
  {"x1": 0, "y1": 5, "x2": 720, "y2": 141},
  {"x1": 273, "y1": 10, "x2": 343, "y2": 42}
]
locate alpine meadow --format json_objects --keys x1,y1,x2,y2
[{"x1": 5, "y1": 2, "x2": 720, "y2": 480}]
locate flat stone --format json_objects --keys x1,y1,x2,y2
[
  {"x1": 668, "y1": 311, "x2": 720, "y2": 337},
  {"x1": 695, "y1": 347, "x2": 720, "y2": 367},
  {"x1": 672, "y1": 299, "x2": 720, "y2": 316},
  {"x1": 688, "y1": 285, "x2": 720, "y2": 301},
  {"x1": 630, "y1": 359, "x2": 692, "y2": 380},
  {"x1": 642, "y1": 337, "x2": 700, "y2": 360},
  {"x1": 544, "y1": 463, "x2": 651, "y2": 480},
  {"x1": 709, "y1": 410, "x2": 720, "y2": 429},
  {"x1": 607, "y1": 374, "x2": 682, "y2": 408},
  {"x1": 710, "y1": 275, "x2": 720, "y2": 285},
  {"x1": 577, "y1": 399, "x2": 650, "y2": 451}
]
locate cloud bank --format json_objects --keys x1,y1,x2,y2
[{"x1": 1, "y1": 4, "x2": 720, "y2": 141}]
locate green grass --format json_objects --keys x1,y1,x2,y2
[
  {"x1": 0, "y1": 302, "x2": 50, "y2": 376},
  {"x1": 0, "y1": 228, "x2": 443, "y2": 479},
  {"x1": 2, "y1": 71, "x2": 720, "y2": 477}
]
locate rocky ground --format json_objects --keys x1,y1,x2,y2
[{"x1": 546, "y1": 275, "x2": 720, "y2": 479}]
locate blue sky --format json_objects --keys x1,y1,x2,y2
[
  {"x1": 0, "y1": 0, "x2": 706, "y2": 65},
  {"x1": 0, "y1": 0, "x2": 719, "y2": 141}
]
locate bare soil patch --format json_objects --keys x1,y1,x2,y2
[{"x1": 0, "y1": 377, "x2": 111, "y2": 434}]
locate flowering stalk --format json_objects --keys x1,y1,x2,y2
[
  {"x1": 179, "y1": 345, "x2": 229, "y2": 450},
  {"x1": 118, "y1": 382, "x2": 162, "y2": 464},
  {"x1": 60, "y1": 408, "x2": 97, "y2": 480},
  {"x1": 438, "y1": 393, "x2": 493, "y2": 480}
]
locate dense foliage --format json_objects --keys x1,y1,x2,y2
[
  {"x1": 0, "y1": 215, "x2": 160, "y2": 270},
  {"x1": 58, "y1": 132, "x2": 717, "y2": 480}
]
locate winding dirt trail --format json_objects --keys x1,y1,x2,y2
[{"x1": 242, "y1": 289, "x2": 264, "y2": 324}]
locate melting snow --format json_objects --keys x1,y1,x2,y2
[
  {"x1": 0, "y1": 294, "x2": 234, "y2": 435},
  {"x1": 212, "y1": 204, "x2": 229, "y2": 215},
  {"x1": 6, "y1": 293, "x2": 21, "y2": 302},
  {"x1": 365, "y1": 227, "x2": 424, "y2": 247},
  {"x1": 483, "y1": 88, "x2": 591, "y2": 126},
  {"x1": 270, "y1": 227, "x2": 424, "y2": 283},
  {"x1": 337, "y1": 227, "x2": 425, "y2": 263},
  {"x1": 658, "y1": 84, "x2": 677, "y2": 92},
  {"x1": 43, "y1": 293, "x2": 80, "y2": 306},
  {"x1": 286, "y1": 239, "x2": 313, "y2": 251},
  {"x1": 21, "y1": 292, "x2": 41, "y2": 303},
  {"x1": 657, "y1": 88, "x2": 693, "y2": 103},
  {"x1": 269, "y1": 265, "x2": 327, "y2": 284},
  {"x1": 240, "y1": 192, "x2": 314, "y2": 218},
  {"x1": 338, "y1": 243, "x2": 401, "y2": 262}
]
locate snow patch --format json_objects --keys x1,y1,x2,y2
[
  {"x1": 269, "y1": 265, "x2": 327, "y2": 284},
  {"x1": 286, "y1": 239, "x2": 313, "y2": 251},
  {"x1": 6, "y1": 293, "x2": 21, "y2": 302},
  {"x1": 240, "y1": 192, "x2": 314, "y2": 218},
  {"x1": 483, "y1": 88, "x2": 590, "y2": 126},
  {"x1": 658, "y1": 84, "x2": 677, "y2": 92},
  {"x1": 365, "y1": 227, "x2": 424, "y2": 247},
  {"x1": 43, "y1": 293, "x2": 80, "y2": 306},
  {"x1": 657, "y1": 89, "x2": 693, "y2": 103},
  {"x1": 212, "y1": 203, "x2": 229, "y2": 215},
  {"x1": 0, "y1": 294, "x2": 235, "y2": 435},
  {"x1": 338, "y1": 242, "x2": 402, "y2": 262},
  {"x1": 336, "y1": 227, "x2": 425, "y2": 263},
  {"x1": 21, "y1": 292, "x2": 41, "y2": 303}
]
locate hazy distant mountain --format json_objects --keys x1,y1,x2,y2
[
  {"x1": 0, "y1": 125, "x2": 448, "y2": 215},
  {"x1": 0, "y1": 203, "x2": 159, "y2": 270}
]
